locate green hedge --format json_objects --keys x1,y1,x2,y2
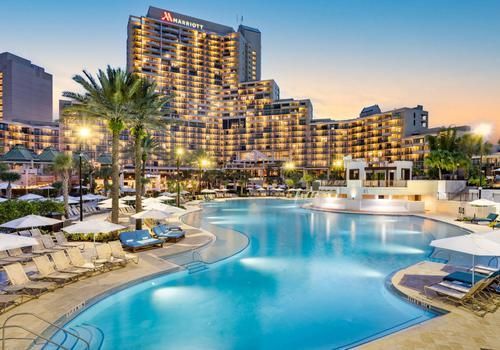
[
  {"x1": 0, "y1": 200, "x2": 64, "y2": 224},
  {"x1": 65, "y1": 231, "x2": 121, "y2": 243}
]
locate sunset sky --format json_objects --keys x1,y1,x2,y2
[{"x1": 1, "y1": 0, "x2": 499, "y2": 140}]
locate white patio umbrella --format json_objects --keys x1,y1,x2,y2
[
  {"x1": 180, "y1": 190, "x2": 190, "y2": 195},
  {"x1": 160, "y1": 192, "x2": 176, "y2": 196},
  {"x1": 121, "y1": 195, "x2": 143, "y2": 201},
  {"x1": 0, "y1": 234, "x2": 38, "y2": 250},
  {"x1": 156, "y1": 195, "x2": 175, "y2": 201},
  {"x1": 143, "y1": 202, "x2": 186, "y2": 214},
  {"x1": 38, "y1": 185, "x2": 55, "y2": 190},
  {"x1": 97, "y1": 199, "x2": 127, "y2": 209},
  {"x1": 430, "y1": 234, "x2": 500, "y2": 285},
  {"x1": 18, "y1": 193, "x2": 45, "y2": 201},
  {"x1": 201, "y1": 189, "x2": 216, "y2": 194},
  {"x1": 469, "y1": 199, "x2": 497, "y2": 207},
  {"x1": 82, "y1": 193, "x2": 106, "y2": 201},
  {"x1": 0, "y1": 197, "x2": 8, "y2": 203},
  {"x1": 0, "y1": 214, "x2": 62, "y2": 229},
  {"x1": 62, "y1": 219, "x2": 126, "y2": 243},
  {"x1": 54, "y1": 196, "x2": 79, "y2": 204},
  {"x1": 132, "y1": 209, "x2": 172, "y2": 220},
  {"x1": 0, "y1": 183, "x2": 19, "y2": 190}
]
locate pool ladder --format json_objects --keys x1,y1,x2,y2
[
  {"x1": 183, "y1": 251, "x2": 209, "y2": 274},
  {"x1": 0, "y1": 312, "x2": 104, "y2": 349}
]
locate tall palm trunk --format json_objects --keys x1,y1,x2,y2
[
  {"x1": 62, "y1": 171, "x2": 69, "y2": 217},
  {"x1": 141, "y1": 158, "x2": 146, "y2": 195},
  {"x1": 135, "y1": 134, "x2": 143, "y2": 229},
  {"x1": 6, "y1": 182, "x2": 12, "y2": 199},
  {"x1": 111, "y1": 129, "x2": 120, "y2": 223}
]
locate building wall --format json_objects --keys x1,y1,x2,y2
[{"x1": 0, "y1": 52, "x2": 53, "y2": 123}]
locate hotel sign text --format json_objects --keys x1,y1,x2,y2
[{"x1": 161, "y1": 11, "x2": 204, "y2": 30}]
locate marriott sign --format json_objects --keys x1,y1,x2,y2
[{"x1": 161, "y1": 11, "x2": 204, "y2": 30}]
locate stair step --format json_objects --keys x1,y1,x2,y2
[{"x1": 188, "y1": 265, "x2": 209, "y2": 274}]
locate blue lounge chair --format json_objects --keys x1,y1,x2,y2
[
  {"x1": 152, "y1": 225, "x2": 186, "y2": 242},
  {"x1": 471, "y1": 213, "x2": 498, "y2": 224},
  {"x1": 443, "y1": 271, "x2": 487, "y2": 285},
  {"x1": 119, "y1": 230, "x2": 163, "y2": 252}
]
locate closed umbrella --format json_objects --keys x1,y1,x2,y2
[
  {"x1": 0, "y1": 214, "x2": 62, "y2": 229},
  {"x1": 430, "y1": 234, "x2": 500, "y2": 285},
  {"x1": 0, "y1": 234, "x2": 38, "y2": 250}
]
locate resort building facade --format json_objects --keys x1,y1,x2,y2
[
  {"x1": 0, "y1": 52, "x2": 53, "y2": 123},
  {"x1": 61, "y1": 7, "x2": 458, "y2": 176}
]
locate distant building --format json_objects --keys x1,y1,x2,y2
[{"x1": 0, "y1": 52, "x2": 53, "y2": 123}]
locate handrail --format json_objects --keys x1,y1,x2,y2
[
  {"x1": 1, "y1": 312, "x2": 90, "y2": 350},
  {"x1": 1, "y1": 325, "x2": 69, "y2": 350}
]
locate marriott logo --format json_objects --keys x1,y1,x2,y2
[{"x1": 161, "y1": 11, "x2": 204, "y2": 30}]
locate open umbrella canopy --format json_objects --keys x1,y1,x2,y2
[
  {"x1": 38, "y1": 185, "x2": 55, "y2": 190},
  {"x1": 0, "y1": 183, "x2": 19, "y2": 190},
  {"x1": 156, "y1": 195, "x2": 175, "y2": 201},
  {"x1": 62, "y1": 219, "x2": 126, "y2": 234},
  {"x1": 121, "y1": 195, "x2": 143, "y2": 201},
  {"x1": 430, "y1": 234, "x2": 500, "y2": 256},
  {"x1": 469, "y1": 199, "x2": 498, "y2": 207},
  {"x1": 18, "y1": 193, "x2": 45, "y2": 201},
  {"x1": 0, "y1": 197, "x2": 8, "y2": 203},
  {"x1": 0, "y1": 233, "x2": 38, "y2": 250},
  {"x1": 132, "y1": 209, "x2": 172, "y2": 220},
  {"x1": 97, "y1": 199, "x2": 127, "y2": 209},
  {"x1": 82, "y1": 194, "x2": 107, "y2": 201},
  {"x1": 201, "y1": 189, "x2": 216, "y2": 194},
  {"x1": 143, "y1": 202, "x2": 186, "y2": 214},
  {"x1": 0, "y1": 214, "x2": 62, "y2": 229},
  {"x1": 159, "y1": 192, "x2": 175, "y2": 196},
  {"x1": 180, "y1": 190, "x2": 190, "y2": 195},
  {"x1": 54, "y1": 196, "x2": 79, "y2": 204}
]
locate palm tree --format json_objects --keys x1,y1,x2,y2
[
  {"x1": 53, "y1": 153, "x2": 73, "y2": 216},
  {"x1": 188, "y1": 149, "x2": 211, "y2": 192},
  {"x1": 0, "y1": 169, "x2": 21, "y2": 199},
  {"x1": 96, "y1": 166, "x2": 112, "y2": 196},
  {"x1": 127, "y1": 78, "x2": 169, "y2": 215},
  {"x1": 141, "y1": 134, "x2": 160, "y2": 195},
  {"x1": 63, "y1": 66, "x2": 141, "y2": 223},
  {"x1": 424, "y1": 150, "x2": 454, "y2": 180}
]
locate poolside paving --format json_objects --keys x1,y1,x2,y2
[
  {"x1": 0, "y1": 208, "x2": 215, "y2": 349},
  {"x1": 361, "y1": 261, "x2": 500, "y2": 350}
]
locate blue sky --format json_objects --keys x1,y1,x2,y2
[{"x1": 1, "y1": 0, "x2": 499, "y2": 139}]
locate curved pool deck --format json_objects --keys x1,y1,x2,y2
[{"x1": 0, "y1": 198, "x2": 498, "y2": 349}]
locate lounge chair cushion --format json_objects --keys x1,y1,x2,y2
[{"x1": 443, "y1": 271, "x2": 486, "y2": 284}]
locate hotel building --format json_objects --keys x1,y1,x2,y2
[{"x1": 57, "y1": 7, "x2": 468, "y2": 177}]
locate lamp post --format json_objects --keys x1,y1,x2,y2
[
  {"x1": 78, "y1": 127, "x2": 91, "y2": 221},
  {"x1": 175, "y1": 148, "x2": 184, "y2": 207}
]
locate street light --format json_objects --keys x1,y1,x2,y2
[
  {"x1": 175, "y1": 148, "x2": 184, "y2": 207},
  {"x1": 78, "y1": 127, "x2": 91, "y2": 221},
  {"x1": 199, "y1": 158, "x2": 210, "y2": 193}
]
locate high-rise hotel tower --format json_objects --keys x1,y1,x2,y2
[{"x1": 125, "y1": 7, "x2": 312, "y2": 168}]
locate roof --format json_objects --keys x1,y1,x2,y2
[
  {"x1": 96, "y1": 153, "x2": 112, "y2": 165},
  {"x1": 0, "y1": 145, "x2": 37, "y2": 162},
  {"x1": 37, "y1": 147, "x2": 61, "y2": 163}
]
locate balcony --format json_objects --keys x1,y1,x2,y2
[{"x1": 362, "y1": 180, "x2": 407, "y2": 187}]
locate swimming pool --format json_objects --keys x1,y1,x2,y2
[{"x1": 59, "y1": 199, "x2": 469, "y2": 349}]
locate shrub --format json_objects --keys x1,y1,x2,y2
[{"x1": 0, "y1": 200, "x2": 64, "y2": 224}]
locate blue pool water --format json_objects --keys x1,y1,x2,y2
[{"x1": 60, "y1": 199, "x2": 469, "y2": 349}]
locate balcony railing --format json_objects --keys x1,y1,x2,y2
[{"x1": 363, "y1": 180, "x2": 407, "y2": 187}]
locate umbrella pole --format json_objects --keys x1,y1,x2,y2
[{"x1": 472, "y1": 255, "x2": 475, "y2": 286}]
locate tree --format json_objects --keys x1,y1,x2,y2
[
  {"x1": 96, "y1": 166, "x2": 112, "y2": 196},
  {"x1": 141, "y1": 134, "x2": 161, "y2": 195},
  {"x1": 128, "y1": 78, "x2": 169, "y2": 215},
  {"x1": 0, "y1": 170, "x2": 21, "y2": 199},
  {"x1": 187, "y1": 149, "x2": 212, "y2": 192},
  {"x1": 63, "y1": 66, "x2": 141, "y2": 223},
  {"x1": 53, "y1": 153, "x2": 73, "y2": 216}
]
